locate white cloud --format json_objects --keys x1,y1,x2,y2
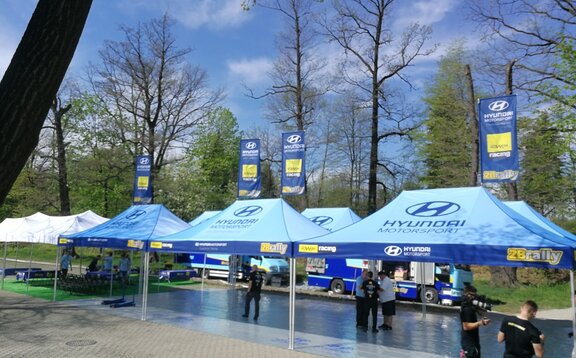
[
  {"x1": 227, "y1": 57, "x2": 273, "y2": 86},
  {"x1": 393, "y1": 0, "x2": 458, "y2": 27},
  {"x1": 119, "y1": 0, "x2": 253, "y2": 30}
]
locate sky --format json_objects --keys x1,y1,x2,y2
[{"x1": 0, "y1": 0, "x2": 477, "y2": 131}]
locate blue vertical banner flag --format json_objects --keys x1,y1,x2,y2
[
  {"x1": 478, "y1": 95, "x2": 519, "y2": 183},
  {"x1": 237, "y1": 139, "x2": 262, "y2": 198},
  {"x1": 281, "y1": 131, "x2": 306, "y2": 195},
  {"x1": 132, "y1": 155, "x2": 153, "y2": 204}
]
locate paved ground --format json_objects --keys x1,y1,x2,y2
[
  {"x1": 2, "y1": 279, "x2": 574, "y2": 358},
  {"x1": 0, "y1": 289, "x2": 319, "y2": 358}
]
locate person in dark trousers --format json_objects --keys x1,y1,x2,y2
[
  {"x1": 377, "y1": 270, "x2": 396, "y2": 330},
  {"x1": 119, "y1": 253, "x2": 131, "y2": 285},
  {"x1": 361, "y1": 271, "x2": 382, "y2": 332},
  {"x1": 355, "y1": 269, "x2": 368, "y2": 329},
  {"x1": 242, "y1": 264, "x2": 264, "y2": 320},
  {"x1": 460, "y1": 285, "x2": 491, "y2": 358},
  {"x1": 87, "y1": 255, "x2": 101, "y2": 272},
  {"x1": 60, "y1": 250, "x2": 72, "y2": 278},
  {"x1": 498, "y1": 300, "x2": 544, "y2": 358}
]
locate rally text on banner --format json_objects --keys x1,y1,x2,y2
[
  {"x1": 132, "y1": 155, "x2": 153, "y2": 204},
  {"x1": 478, "y1": 95, "x2": 519, "y2": 183},
  {"x1": 237, "y1": 139, "x2": 262, "y2": 198},
  {"x1": 281, "y1": 131, "x2": 306, "y2": 195}
]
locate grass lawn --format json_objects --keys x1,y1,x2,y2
[{"x1": 1, "y1": 275, "x2": 201, "y2": 302}]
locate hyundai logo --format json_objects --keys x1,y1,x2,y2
[
  {"x1": 139, "y1": 157, "x2": 150, "y2": 165},
  {"x1": 488, "y1": 100, "x2": 509, "y2": 112},
  {"x1": 405, "y1": 201, "x2": 460, "y2": 217},
  {"x1": 234, "y1": 206, "x2": 263, "y2": 217},
  {"x1": 310, "y1": 216, "x2": 334, "y2": 227},
  {"x1": 286, "y1": 134, "x2": 302, "y2": 144},
  {"x1": 125, "y1": 210, "x2": 147, "y2": 220},
  {"x1": 384, "y1": 246, "x2": 402, "y2": 256},
  {"x1": 245, "y1": 141, "x2": 257, "y2": 150}
]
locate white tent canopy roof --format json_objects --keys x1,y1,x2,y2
[{"x1": 0, "y1": 211, "x2": 109, "y2": 244}]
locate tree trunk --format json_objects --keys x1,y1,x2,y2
[
  {"x1": 51, "y1": 99, "x2": 72, "y2": 215},
  {"x1": 0, "y1": 0, "x2": 92, "y2": 205},
  {"x1": 465, "y1": 65, "x2": 479, "y2": 187},
  {"x1": 490, "y1": 60, "x2": 519, "y2": 287},
  {"x1": 489, "y1": 267, "x2": 519, "y2": 287}
]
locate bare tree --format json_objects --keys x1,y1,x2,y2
[
  {"x1": 89, "y1": 14, "x2": 223, "y2": 197},
  {"x1": 322, "y1": 0, "x2": 435, "y2": 213},
  {"x1": 48, "y1": 96, "x2": 73, "y2": 215},
  {"x1": 468, "y1": 0, "x2": 576, "y2": 108},
  {"x1": 247, "y1": 0, "x2": 328, "y2": 131},
  {"x1": 0, "y1": 0, "x2": 92, "y2": 206},
  {"x1": 330, "y1": 91, "x2": 371, "y2": 209}
]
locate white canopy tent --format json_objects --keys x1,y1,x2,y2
[
  {"x1": 0, "y1": 211, "x2": 108, "y2": 244},
  {"x1": 0, "y1": 211, "x2": 109, "y2": 289}
]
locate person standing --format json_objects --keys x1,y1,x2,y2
[
  {"x1": 355, "y1": 269, "x2": 368, "y2": 329},
  {"x1": 119, "y1": 253, "x2": 131, "y2": 285},
  {"x1": 498, "y1": 300, "x2": 544, "y2": 358},
  {"x1": 242, "y1": 264, "x2": 264, "y2": 320},
  {"x1": 377, "y1": 271, "x2": 396, "y2": 330},
  {"x1": 103, "y1": 252, "x2": 113, "y2": 272},
  {"x1": 87, "y1": 255, "x2": 101, "y2": 272},
  {"x1": 361, "y1": 271, "x2": 382, "y2": 333},
  {"x1": 60, "y1": 250, "x2": 72, "y2": 278},
  {"x1": 460, "y1": 285, "x2": 491, "y2": 358}
]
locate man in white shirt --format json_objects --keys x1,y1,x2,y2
[{"x1": 377, "y1": 271, "x2": 396, "y2": 330}]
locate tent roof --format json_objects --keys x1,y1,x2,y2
[
  {"x1": 301, "y1": 207, "x2": 361, "y2": 231},
  {"x1": 59, "y1": 205, "x2": 190, "y2": 249},
  {"x1": 150, "y1": 198, "x2": 330, "y2": 256},
  {"x1": 189, "y1": 211, "x2": 222, "y2": 227},
  {"x1": 295, "y1": 187, "x2": 575, "y2": 269},
  {"x1": 504, "y1": 201, "x2": 576, "y2": 242},
  {"x1": 0, "y1": 211, "x2": 108, "y2": 244}
]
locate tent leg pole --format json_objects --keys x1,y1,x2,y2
[
  {"x1": 289, "y1": 257, "x2": 296, "y2": 350},
  {"x1": 420, "y1": 262, "x2": 426, "y2": 319},
  {"x1": 53, "y1": 246, "x2": 60, "y2": 302},
  {"x1": 570, "y1": 270, "x2": 575, "y2": 358},
  {"x1": 2, "y1": 240, "x2": 7, "y2": 290},
  {"x1": 109, "y1": 249, "x2": 115, "y2": 297},
  {"x1": 142, "y1": 251, "x2": 150, "y2": 321},
  {"x1": 26, "y1": 243, "x2": 33, "y2": 296},
  {"x1": 201, "y1": 254, "x2": 207, "y2": 291}
]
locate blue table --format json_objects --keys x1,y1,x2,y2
[
  {"x1": 0, "y1": 268, "x2": 41, "y2": 277},
  {"x1": 16, "y1": 270, "x2": 55, "y2": 282},
  {"x1": 158, "y1": 269, "x2": 197, "y2": 282}
]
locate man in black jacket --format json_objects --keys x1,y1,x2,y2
[{"x1": 242, "y1": 265, "x2": 264, "y2": 320}]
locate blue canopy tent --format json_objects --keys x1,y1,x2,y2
[
  {"x1": 294, "y1": 187, "x2": 576, "y2": 270},
  {"x1": 504, "y1": 201, "x2": 576, "y2": 242},
  {"x1": 149, "y1": 198, "x2": 330, "y2": 349},
  {"x1": 294, "y1": 187, "x2": 576, "y2": 352},
  {"x1": 149, "y1": 198, "x2": 329, "y2": 255},
  {"x1": 301, "y1": 207, "x2": 362, "y2": 232},
  {"x1": 189, "y1": 210, "x2": 222, "y2": 227},
  {"x1": 58, "y1": 204, "x2": 191, "y2": 316},
  {"x1": 58, "y1": 204, "x2": 190, "y2": 249}
]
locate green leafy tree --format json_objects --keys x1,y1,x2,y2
[
  {"x1": 518, "y1": 111, "x2": 572, "y2": 215},
  {"x1": 65, "y1": 94, "x2": 134, "y2": 217},
  {"x1": 418, "y1": 43, "x2": 472, "y2": 188},
  {"x1": 159, "y1": 108, "x2": 241, "y2": 220}
]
